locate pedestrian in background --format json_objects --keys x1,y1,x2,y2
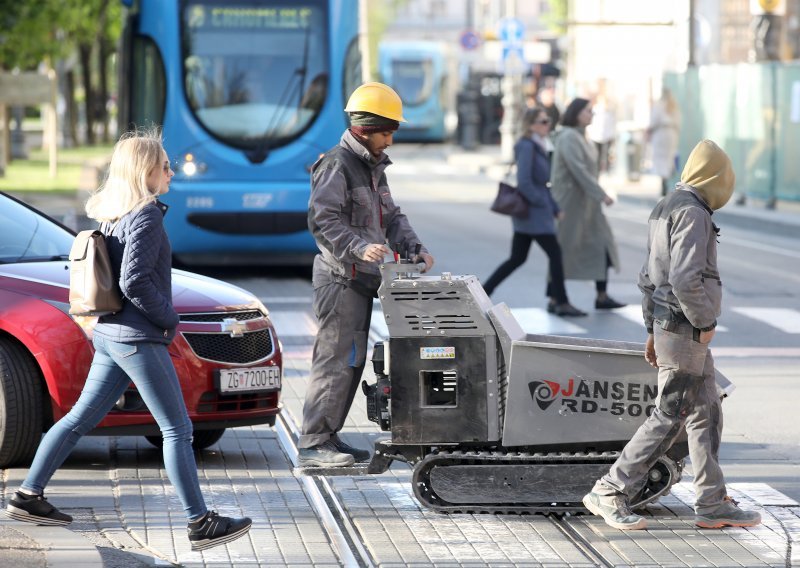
[
  {"x1": 586, "y1": 94, "x2": 616, "y2": 173},
  {"x1": 5, "y1": 130, "x2": 252, "y2": 552},
  {"x1": 483, "y1": 107, "x2": 585, "y2": 317},
  {"x1": 537, "y1": 86, "x2": 561, "y2": 132},
  {"x1": 648, "y1": 87, "x2": 681, "y2": 196},
  {"x1": 299, "y1": 82, "x2": 434, "y2": 468},
  {"x1": 551, "y1": 97, "x2": 625, "y2": 311},
  {"x1": 583, "y1": 139, "x2": 761, "y2": 531}
]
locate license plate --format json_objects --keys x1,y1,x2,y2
[{"x1": 218, "y1": 366, "x2": 281, "y2": 394}]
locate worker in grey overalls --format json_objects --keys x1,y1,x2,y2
[
  {"x1": 298, "y1": 82, "x2": 434, "y2": 467},
  {"x1": 583, "y1": 140, "x2": 761, "y2": 530}
]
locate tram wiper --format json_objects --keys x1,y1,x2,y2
[{"x1": 246, "y1": 27, "x2": 312, "y2": 165}]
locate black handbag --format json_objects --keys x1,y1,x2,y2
[{"x1": 490, "y1": 181, "x2": 529, "y2": 218}]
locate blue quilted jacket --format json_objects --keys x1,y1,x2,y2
[{"x1": 93, "y1": 201, "x2": 178, "y2": 344}]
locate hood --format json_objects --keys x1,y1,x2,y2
[
  {"x1": 680, "y1": 139, "x2": 735, "y2": 210},
  {"x1": 0, "y1": 263, "x2": 260, "y2": 314}
]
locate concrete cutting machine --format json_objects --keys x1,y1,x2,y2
[{"x1": 361, "y1": 261, "x2": 733, "y2": 514}]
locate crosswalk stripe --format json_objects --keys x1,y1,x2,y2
[
  {"x1": 369, "y1": 307, "x2": 588, "y2": 339},
  {"x1": 272, "y1": 305, "x2": 796, "y2": 342},
  {"x1": 732, "y1": 307, "x2": 800, "y2": 334},
  {"x1": 268, "y1": 310, "x2": 318, "y2": 337},
  {"x1": 507, "y1": 307, "x2": 588, "y2": 334},
  {"x1": 615, "y1": 304, "x2": 729, "y2": 332}
]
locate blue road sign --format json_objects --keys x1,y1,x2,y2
[
  {"x1": 502, "y1": 44, "x2": 525, "y2": 63},
  {"x1": 460, "y1": 29, "x2": 481, "y2": 51},
  {"x1": 499, "y1": 18, "x2": 524, "y2": 44}
]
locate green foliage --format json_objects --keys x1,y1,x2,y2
[
  {"x1": 0, "y1": 1, "x2": 67, "y2": 69},
  {"x1": 0, "y1": 0, "x2": 122, "y2": 70}
]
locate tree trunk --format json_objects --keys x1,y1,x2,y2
[
  {"x1": 96, "y1": 0, "x2": 112, "y2": 143},
  {"x1": 99, "y1": 39, "x2": 110, "y2": 143},
  {"x1": 65, "y1": 70, "x2": 79, "y2": 147},
  {"x1": 78, "y1": 42, "x2": 95, "y2": 145}
]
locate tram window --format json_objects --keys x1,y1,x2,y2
[{"x1": 131, "y1": 36, "x2": 166, "y2": 127}]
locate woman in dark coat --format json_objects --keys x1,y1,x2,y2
[
  {"x1": 550, "y1": 97, "x2": 625, "y2": 310},
  {"x1": 483, "y1": 108, "x2": 585, "y2": 316}
]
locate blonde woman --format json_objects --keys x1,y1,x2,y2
[{"x1": 6, "y1": 130, "x2": 251, "y2": 551}]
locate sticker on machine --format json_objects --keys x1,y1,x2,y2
[{"x1": 420, "y1": 346, "x2": 455, "y2": 359}]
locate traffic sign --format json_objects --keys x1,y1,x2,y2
[
  {"x1": 459, "y1": 29, "x2": 481, "y2": 51},
  {"x1": 498, "y1": 18, "x2": 524, "y2": 44}
]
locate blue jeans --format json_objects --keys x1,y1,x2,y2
[{"x1": 22, "y1": 335, "x2": 207, "y2": 521}]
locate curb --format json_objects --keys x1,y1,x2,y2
[{"x1": 0, "y1": 519, "x2": 103, "y2": 568}]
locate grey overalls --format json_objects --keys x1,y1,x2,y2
[
  {"x1": 593, "y1": 188, "x2": 727, "y2": 515},
  {"x1": 299, "y1": 130, "x2": 426, "y2": 449}
]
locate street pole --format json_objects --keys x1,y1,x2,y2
[
  {"x1": 499, "y1": 0, "x2": 522, "y2": 164},
  {"x1": 359, "y1": 0, "x2": 372, "y2": 82}
]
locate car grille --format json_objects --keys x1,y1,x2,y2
[
  {"x1": 197, "y1": 390, "x2": 279, "y2": 413},
  {"x1": 180, "y1": 310, "x2": 264, "y2": 323},
  {"x1": 182, "y1": 329, "x2": 274, "y2": 364}
]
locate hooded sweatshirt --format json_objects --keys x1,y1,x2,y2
[{"x1": 638, "y1": 140, "x2": 735, "y2": 333}]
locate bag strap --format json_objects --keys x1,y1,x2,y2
[{"x1": 101, "y1": 219, "x2": 119, "y2": 236}]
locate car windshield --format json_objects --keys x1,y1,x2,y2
[
  {"x1": 0, "y1": 195, "x2": 73, "y2": 264},
  {"x1": 181, "y1": 1, "x2": 329, "y2": 150},
  {"x1": 391, "y1": 58, "x2": 433, "y2": 106}
]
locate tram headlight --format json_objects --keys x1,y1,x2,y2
[{"x1": 177, "y1": 153, "x2": 207, "y2": 177}]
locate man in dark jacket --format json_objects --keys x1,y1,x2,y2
[
  {"x1": 298, "y1": 82, "x2": 434, "y2": 467},
  {"x1": 583, "y1": 140, "x2": 761, "y2": 530}
]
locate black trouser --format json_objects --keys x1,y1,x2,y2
[
  {"x1": 483, "y1": 232, "x2": 568, "y2": 303},
  {"x1": 595, "y1": 252, "x2": 613, "y2": 294}
]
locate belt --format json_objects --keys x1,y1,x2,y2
[{"x1": 653, "y1": 304, "x2": 690, "y2": 332}]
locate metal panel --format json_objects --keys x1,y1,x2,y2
[
  {"x1": 378, "y1": 264, "x2": 495, "y2": 338},
  {"x1": 502, "y1": 336, "x2": 659, "y2": 447},
  {"x1": 389, "y1": 336, "x2": 490, "y2": 444}
]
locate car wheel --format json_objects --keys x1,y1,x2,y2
[
  {"x1": 0, "y1": 337, "x2": 44, "y2": 467},
  {"x1": 144, "y1": 428, "x2": 226, "y2": 451}
]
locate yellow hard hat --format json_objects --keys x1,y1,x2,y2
[{"x1": 344, "y1": 82, "x2": 406, "y2": 122}]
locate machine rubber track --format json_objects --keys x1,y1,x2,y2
[{"x1": 412, "y1": 449, "x2": 622, "y2": 514}]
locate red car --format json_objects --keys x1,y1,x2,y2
[{"x1": 0, "y1": 192, "x2": 282, "y2": 467}]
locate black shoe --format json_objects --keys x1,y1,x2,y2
[
  {"x1": 298, "y1": 440, "x2": 355, "y2": 467},
  {"x1": 546, "y1": 300, "x2": 557, "y2": 314},
  {"x1": 6, "y1": 491, "x2": 72, "y2": 526},
  {"x1": 187, "y1": 510, "x2": 252, "y2": 551},
  {"x1": 332, "y1": 435, "x2": 371, "y2": 462},
  {"x1": 595, "y1": 297, "x2": 626, "y2": 310},
  {"x1": 554, "y1": 303, "x2": 588, "y2": 317}
]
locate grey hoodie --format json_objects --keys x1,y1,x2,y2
[{"x1": 638, "y1": 140, "x2": 735, "y2": 333}]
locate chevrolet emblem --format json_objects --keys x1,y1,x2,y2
[{"x1": 221, "y1": 318, "x2": 247, "y2": 338}]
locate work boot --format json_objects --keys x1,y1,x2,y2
[
  {"x1": 331, "y1": 434, "x2": 371, "y2": 463},
  {"x1": 695, "y1": 497, "x2": 761, "y2": 529},
  {"x1": 298, "y1": 440, "x2": 355, "y2": 467},
  {"x1": 582, "y1": 491, "x2": 647, "y2": 530},
  {"x1": 187, "y1": 510, "x2": 252, "y2": 551},
  {"x1": 6, "y1": 491, "x2": 72, "y2": 526}
]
